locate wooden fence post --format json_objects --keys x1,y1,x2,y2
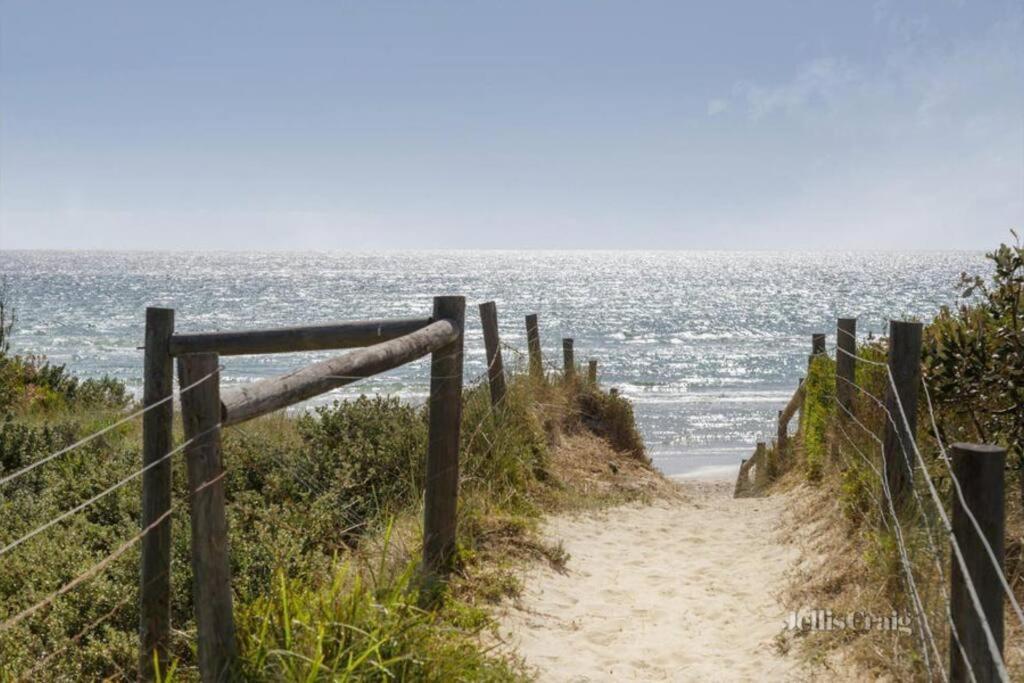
[
  {"x1": 733, "y1": 458, "x2": 749, "y2": 497},
  {"x1": 776, "y1": 409, "x2": 787, "y2": 465},
  {"x1": 478, "y1": 301, "x2": 506, "y2": 408},
  {"x1": 796, "y1": 377, "x2": 806, "y2": 434},
  {"x1": 177, "y1": 352, "x2": 236, "y2": 682},
  {"x1": 949, "y1": 443, "x2": 1005, "y2": 682},
  {"x1": 588, "y1": 359, "x2": 598, "y2": 384},
  {"x1": 754, "y1": 441, "x2": 768, "y2": 489},
  {"x1": 562, "y1": 338, "x2": 574, "y2": 378},
  {"x1": 140, "y1": 307, "x2": 174, "y2": 680},
  {"x1": 525, "y1": 314, "x2": 542, "y2": 378},
  {"x1": 423, "y1": 296, "x2": 466, "y2": 584},
  {"x1": 812, "y1": 333, "x2": 826, "y2": 356},
  {"x1": 836, "y1": 318, "x2": 857, "y2": 415},
  {"x1": 882, "y1": 320, "x2": 922, "y2": 507}
]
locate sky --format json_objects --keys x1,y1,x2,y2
[{"x1": 0, "y1": 1, "x2": 1021, "y2": 250}]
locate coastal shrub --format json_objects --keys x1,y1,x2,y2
[
  {"x1": 0, "y1": 353, "x2": 130, "y2": 413},
  {"x1": 294, "y1": 396, "x2": 428, "y2": 540},
  {"x1": 923, "y1": 235, "x2": 1024, "y2": 504}
]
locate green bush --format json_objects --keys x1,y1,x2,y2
[
  {"x1": 0, "y1": 354, "x2": 130, "y2": 413},
  {"x1": 294, "y1": 396, "x2": 428, "y2": 542},
  {"x1": 923, "y1": 236, "x2": 1024, "y2": 503}
]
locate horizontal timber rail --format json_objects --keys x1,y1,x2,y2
[
  {"x1": 779, "y1": 382, "x2": 804, "y2": 427},
  {"x1": 168, "y1": 316, "x2": 433, "y2": 356},
  {"x1": 219, "y1": 318, "x2": 459, "y2": 426}
]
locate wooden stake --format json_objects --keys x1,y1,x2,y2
[
  {"x1": 525, "y1": 314, "x2": 542, "y2": 378},
  {"x1": 588, "y1": 359, "x2": 598, "y2": 384},
  {"x1": 754, "y1": 441, "x2": 768, "y2": 489},
  {"x1": 882, "y1": 320, "x2": 922, "y2": 507},
  {"x1": 797, "y1": 377, "x2": 806, "y2": 434},
  {"x1": 836, "y1": 318, "x2": 857, "y2": 415},
  {"x1": 949, "y1": 443, "x2": 1005, "y2": 682},
  {"x1": 812, "y1": 333, "x2": 826, "y2": 356},
  {"x1": 562, "y1": 338, "x2": 575, "y2": 378},
  {"x1": 776, "y1": 409, "x2": 787, "y2": 465},
  {"x1": 423, "y1": 296, "x2": 466, "y2": 584},
  {"x1": 177, "y1": 353, "x2": 236, "y2": 682},
  {"x1": 478, "y1": 301, "x2": 507, "y2": 408},
  {"x1": 733, "y1": 458, "x2": 749, "y2": 497},
  {"x1": 140, "y1": 307, "x2": 174, "y2": 680}
]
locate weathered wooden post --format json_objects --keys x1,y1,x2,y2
[
  {"x1": 140, "y1": 307, "x2": 174, "y2": 679},
  {"x1": 882, "y1": 320, "x2": 922, "y2": 507},
  {"x1": 805, "y1": 333, "x2": 827, "y2": 383},
  {"x1": 525, "y1": 314, "x2": 542, "y2": 378},
  {"x1": 478, "y1": 301, "x2": 506, "y2": 408},
  {"x1": 423, "y1": 296, "x2": 466, "y2": 583},
  {"x1": 177, "y1": 352, "x2": 236, "y2": 682},
  {"x1": 811, "y1": 333, "x2": 826, "y2": 356},
  {"x1": 836, "y1": 318, "x2": 856, "y2": 415},
  {"x1": 949, "y1": 443, "x2": 1005, "y2": 682},
  {"x1": 562, "y1": 338, "x2": 575, "y2": 379},
  {"x1": 796, "y1": 377, "x2": 806, "y2": 434},
  {"x1": 588, "y1": 359, "x2": 598, "y2": 384},
  {"x1": 733, "y1": 458, "x2": 749, "y2": 497},
  {"x1": 609, "y1": 387, "x2": 619, "y2": 397},
  {"x1": 776, "y1": 409, "x2": 787, "y2": 465},
  {"x1": 830, "y1": 318, "x2": 858, "y2": 466},
  {"x1": 754, "y1": 441, "x2": 768, "y2": 489}
]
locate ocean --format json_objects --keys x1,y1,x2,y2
[{"x1": 0, "y1": 250, "x2": 987, "y2": 475}]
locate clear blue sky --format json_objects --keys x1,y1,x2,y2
[{"x1": 1, "y1": 1, "x2": 1021, "y2": 249}]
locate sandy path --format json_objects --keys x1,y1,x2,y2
[{"x1": 498, "y1": 480, "x2": 801, "y2": 682}]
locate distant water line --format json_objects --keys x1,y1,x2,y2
[{"x1": 0, "y1": 250, "x2": 987, "y2": 475}]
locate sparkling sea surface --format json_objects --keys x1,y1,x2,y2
[{"x1": 0, "y1": 250, "x2": 986, "y2": 475}]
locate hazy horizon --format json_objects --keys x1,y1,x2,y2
[
  {"x1": 0, "y1": 246, "x2": 996, "y2": 254},
  {"x1": 1, "y1": 2, "x2": 1022, "y2": 250}
]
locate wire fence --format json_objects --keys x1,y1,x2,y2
[
  {"x1": 0, "y1": 307, "x2": 596, "y2": 680},
  {"x1": 751, "y1": 322, "x2": 1020, "y2": 682}
]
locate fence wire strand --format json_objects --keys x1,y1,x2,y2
[
  {"x1": 0, "y1": 366, "x2": 222, "y2": 488},
  {"x1": 824, "y1": 340, "x2": 1011, "y2": 681}
]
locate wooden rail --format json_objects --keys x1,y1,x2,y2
[
  {"x1": 219, "y1": 319, "x2": 459, "y2": 426},
  {"x1": 168, "y1": 317, "x2": 432, "y2": 356}
]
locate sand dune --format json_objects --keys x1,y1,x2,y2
[{"x1": 498, "y1": 480, "x2": 802, "y2": 681}]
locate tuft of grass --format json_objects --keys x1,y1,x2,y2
[
  {"x1": 233, "y1": 522, "x2": 526, "y2": 682},
  {"x1": 572, "y1": 384, "x2": 647, "y2": 462}
]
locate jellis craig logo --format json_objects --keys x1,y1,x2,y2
[{"x1": 784, "y1": 608, "x2": 913, "y2": 634}]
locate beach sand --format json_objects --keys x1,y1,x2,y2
[{"x1": 497, "y1": 479, "x2": 802, "y2": 681}]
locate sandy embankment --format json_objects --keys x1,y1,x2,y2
[{"x1": 498, "y1": 479, "x2": 802, "y2": 681}]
